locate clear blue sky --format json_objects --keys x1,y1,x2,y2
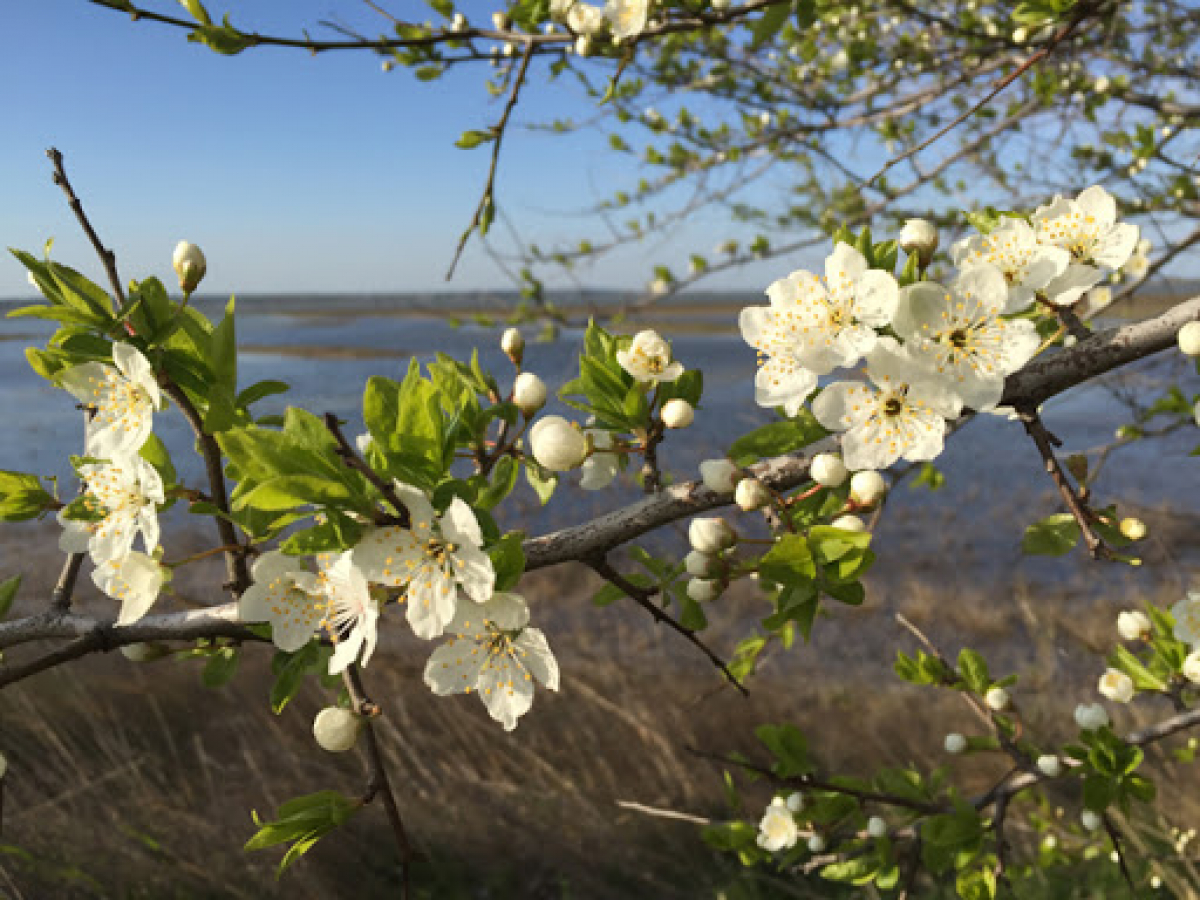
[{"x1": 0, "y1": 1, "x2": 783, "y2": 299}]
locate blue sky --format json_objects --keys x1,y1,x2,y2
[{"x1": 0, "y1": 0, "x2": 786, "y2": 299}]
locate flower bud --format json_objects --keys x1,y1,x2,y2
[
  {"x1": 785, "y1": 792, "x2": 804, "y2": 813},
  {"x1": 688, "y1": 517, "x2": 737, "y2": 553},
  {"x1": 899, "y1": 218, "x2": 939, "y2": 267},
  {"x1": 1178, "y1": 322, "x2": 1200, "y2": 357},
  {"x1": 686, "y1": 578, "x2": 722, "y2": 602},
  {"x1": 807, "y1": 834, "x2": 826, "y2": 853},
  {"x1": 1117, "y1": 610, "x2": 1152, "y2": 641},
  {"x1": 1036, "y1": 755, "x2": 1062, "y2": 778},
  {"x1": 451, "y1": 12, "x2": 468, "y2": 32},
  {"x1": 492, "y1": 10, "x2": 510, "y2": 29},
  {"x1": 313, "y1": 707, "x2": 362, "y2": 753},
  {"x1": 661, "y1": 398, "x2": 694, "y2": 429},
  {"x1": 1183, "y1": 650, "x2": 1200, "y2": 684},
  {"x1": 1081, "y1": 809, "x2": 1102, "y2": 831},
  {"x1": 849, "y1": 470, "x2": 887, "y2": 507},
  {"x1": 830, "y1": 514, "x2": 867, "y2": 533},
  {"x1": 735, "y1": 477, "x2": 772, "y2": 512},
  {"x1": 574, "y1": 34, "x2": 592, "y2": 55},
  {"x1": 1074, "y1": 702, "x2": 1109, "y2": 731},
  {"x1": 985, "y1": 686, "x2": 1010, "y2": 711},
  {"x1": 1119, "y1": 517, "x2": 1147, "y2": 541},
  {"x1": 172, "y1": 241, "x2": 207, "y2": 293},
  {"x1": 1098, "y1": 668, "x2": 1134, "y2": 703},
  {"x1": 513, "y1": 371, "x2": 548, "y2": 416},
  {"x1": 699, "y1": 458, "x2": 742, "y2": 493},
  {"x1": 529, "y1": 415, "x2": 588, "y2": 471},
  {"x1": 810, "y1": 453, "x2": 848, "y2": 488},
  {"x1": 501, "y1": 327, "x2": 525, "y2": 363},
  {"x1": 867, "y1": 816, "x2": 887, "y2": 838},
  {"x1": 944, "y1": 733, "x2": 967, "y2": 754},
  {"x1": 684, "y1": 550, "x2": 719, "y2": 578}
]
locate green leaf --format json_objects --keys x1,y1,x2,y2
[
  {"x1": 1109, "y1": 645, "x2": 1167, "y2": 692},
  {"x1": 475, "y1": 456, "x2": 518, "y2": 511},
  {"x1": 0, "y1": 470, "x2": 54, "y2": 522},
  {"x1": 237, "y1": 379, "x2": 290, "y2": 409},
  {"x1": 0, "y1": 575, "x2": 20, "y2": 619},
  {"x1": 240, "y1": 475, "x2": 357, "y2": 512},
  {"x1": 280, "y1": 514, "x2": 365, "y2": 555},
  {"x1": 751, "y1": 0, "x2": 792, "y2": 48},
  {"x1": 758, "y1": 534, "x2": 816, "y2": 587},
  {"x1": 456, "y1": 129, "x2": 496, "y2": 149},
  {"x1": 210, "y1": 296, "x2": 237, "y2": 389},
  {"x1": 957, "y1": 649, "x2": 990, "y2": 694},
  {"x1": 754, "y1": 723, "x2": 812, "y2": 777},
  {"x1": 269, "y1": 643, "x2": 324, "y2": 714},
  {"x1": 201, "y1": 647, "x2": 239, "y2": 688},
  {"x1": 1022, "y1": 513, "x2": 1081, "y2": 556},
  {"x1": 525, "y1": 464, "x2": 557, "y2": 505},
  {"x1": 728, "y1": 414, "x2": 827, "y2": 466},
  {"x1": 489, "y1": 532, "x2": 526, "y2": 592},
  {"x1": 245, "y1": 790, "x2": 361, "y2": 876}
]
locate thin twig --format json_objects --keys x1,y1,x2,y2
[
  {"x1": 323, "y1": 413, "x2": 410, "y2": 526},
  {"x1": 586, "y1": 555, "x2": 747, "y2": 696},
  {"x1": 1104, "y1": 814, "x2": 1137, "y2": 891},
  {"x1": 446, "y1": 40, "x2": 536, "y2": 279},
  {"x1": 49, "y1": 553, "x2": 85, "y2": 615}
]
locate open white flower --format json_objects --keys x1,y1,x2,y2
[
  {"x1": 1170, "y1": 591, "x2": 1200, "y2": 648},
  {"x1": 93, "y1": 551, "x2": 165, "y2": 624},
  {"x1": 894, "y1": 264, "x2": 1041, "y2": 411},
  {"x1": 756, "y1": 797, "x2": 798, "y2": 852},
  {"x1": 59, "y1": 344, "x2": 163, "y2": 459},
  {"x1": 811, "y1": 338, "x2": 961, "y2": 471},
  {"x1": 352, "y1": 483, "x2": 494, "y2": 640},
  {"x1": 238, "y1": 551, "x2": 323, "y2": 653},
  {"x1": 580, "y1": 427, "x2": 620, "y2": 490},
  {"x1": 617, "y1": 330, "x2": 684, "y2": 384},
  {"x1": 950, "y1": 218, "x2": 1070, "y2": 312},
  {"x1": 58, "y1": 457, "x2": 164, "y2": 564},
  {"x1": 424, "y1": 591, "x2": 559, "y2": 731},
  {"x1": 567, "y1": 1, "x2": 605, "y2": 35},
  {"x1": 294, "y1": 552, "x2": 380, "y2": 674},
  {"x1": 606, "y1": 0, "x2": 649, "y2": 41},
  {"x1": 742, "y1": 244, "x2": 899, "y2": 415},
  {"x1": 1098, "y1": 668, "x2": 1134, "y2": 703},
  {"x1": 1033, "y1": 186, "x2": 1139, "y2": 306}
]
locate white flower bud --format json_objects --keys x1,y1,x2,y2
[
  {"x1": 1080, "y1": 809, "x2": 1102, "y2": 832},
  {"x1": 501, "y1": 327, "x2": 525, "y2": 362},
  {"x1": 492, "y1": 10, "x2": 510, "y2": 29},
  {"x1": 699, "y1": 458, "x2": 741, "y2": 493},
  {"x1": 1098, "y1": 668, "x2": 1134, "y2": 703},
  {"x1": 513, "y1": 371, "x2": 548, "y2": 416},
  {"x1": 849, "y1": 471, "x2": 888, "y2": 507},
  {"x1": 810, "y1": 453, "x2": 848, "y2": 488},
  {"x1": 382, "y1": 60, "x2": 394, "y2": 72},
  {"x1": 785, "y1": 792, "x2": 804, "y2": 812},
  {"x1": 867, "y1": 816, "x2": 887, "y2": 838},
  {"x1": 944, "y1": 733, "x2": 967, "y2": 754},
  {"x1": 313, "y1": 707, "x2": 362, "y2": 753},
  {"x1": 172, "y1": 241, "x2": 207, "y2": 293},
  {"x1": 1037, "y1": 755, "x2": 1063, "y2": 777},
  {"x1": 661, "y1": 398, "x2": 695, "y2": 429},
  {"x1": 687, "y1": 578, "x2": 722, "y2": 602},
  {"x1": 684, "y1": 550, "x2": 719, "y2": 578},
  {"x1": 830, "y1": 514, "x2": 867, "y2": 532},
  {"x1": 899, "y1": 218, "x2": 939, "y2": 267},
  {"x1": 575, "y1": 34, "x2": 592, "y2": 55},
  {"x1": 735, "y1": 477, "x2": 772, "y2": 512},
  {"x1": 1182, "y1": 650, "x2": 1200, "y2": 684},
  {"x1": 1074, "y1": 702, "x2": 1110, "y2": 730},
  {"x1": 688, "y1": 517, "x2": 737, "y2": 553},
  {"x1": 1117, "y1": 610, "x2": 1152, "y2": 641},
  {"x1": 807, "y1": 833, "x2": 826, "y2": 853},
  {"x1": 1177, "y1": 322, "x2": 1200, "y2": 357},
  {"x1": 1119, "y1": 517, "x2": 1147, "y2": 541},
  {"x1": 451, "y1": 12, "x2": 468, "y2": 31},
  {"x1": 529, "y1": 415, "x2": 589, "y2": 471},
  {"x1": 1093, "y1": 76, "x2": 1110, "y2": 92},
  {"x1": 985, "y1": 686, "x2": 1010, "y2": 711}
]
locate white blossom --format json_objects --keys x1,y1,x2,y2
[
  {"x1": 530, "y1": 415, "x2": 589, "y2": 472},
  {"x1": 689, "y1": 517, "x2": 736, "y2": 553},
  {"x1": 686, "y1": 578, "x2": 721, "y2": 602},
  {"x1": 172, "y1": 241, "x2": 207, "y2": 293},
  {"x1": 894, "y1": 265, "x2": 1040, "y2": 412},
  {"x1": 238, "y1": 551, "x2": 323, "y2": 652},
  {"x1": 944, "y1": 733, "x2": 967, "y2": 754},
  {"x1": 1177, "y1": 322, "x2": 1200, "y2": 358},
  {"x1": 1034, "y1": 185, "x2": 1139, "y2": 306},
  {"x1": 1116, "y1": 610, "x2": 1152, "y2": 642},
  {"x1": 616, "y1": 330, "x2": 684, "y2": 384},
  {"x1": 830, "y1": 514, "x2": 866, "y2": 532},
  {"x1": 313, "y1": 707, "x2": 361, "y2": 753},
  {"x1": 93, "y1": 551, "x2": 165, "y2": 624},
  {"x1": 811, "y1": 338, "x2": 961, "y2": 471},
  {"x1": 1182, "y1": 650, "x2": 1200, "y2": 684},
  {"x1": 294, "y1": 552, "x2": 380, "y2": 674},
  {"x1": 567, "y1": 1, "x2": 605, "y2": 35},
  {"x1": 757, "y1": 798, "x2": 798, "y2": 852},
  {"x1": 59, "y1": 344, "x2": 163, "y2": 459},
  {"x1": 734, "y1": 477, "x2": 771, "y2": 511},
  {"x1": 867, "y1": 816, "x2": 887, "y2": 838},
  {"x1": 500, "y1": 327, "x2": 525, "y2": 360},
  {"x1": 899, "y1": 218, "x2": 939, "y2": 264},
  {"x1": 58, "y1": 457, "x2": 164, "y2": 564},
  {"x1": 684, "y1": 550, "x2": 719, "y2": 578},
  {"x1": 985, "y1": 686, "x2": 1011, "y2": 711},
  {"x1": 606, "y1": 0, "x2": 649, "y2": 41},
  {"x1": 1124, "y1": 237, "x2": 1151, "y2": 280},
  {"x1": 661, "y1": 398, "x2": 694, "y2": 429},
  {"x1": 1170, "y1": 591, "x2": 1200, "y2": 648},
  {"x1": 848, "y1": 470, "x2": 887, "y2": 507},
  {"x1": 950, "y1": 218, "x2": 1070, "y2": 311},
  {"x1": 424, "y1": 591, "x2": 559, "y2": 731},
  {"x1": 353, "y1": 484, "x2": 494, "y2": 640},
  {"x1": 1074, "y1": 702, "x2": 1110, "y2": 730},
  {"x1": 809, "y1": 453, "x2": 848, "y2": 488},
  {"x1": 1037, "y1": 755, "x2": 1062, "y2": 777},
  {"x1": 579, "y1": 426, "x2": 620, "y2": 490},
  {"x1": 699, "y1": 458, "x2": 741, "y2": 493},
  {"x1": 513, "y1": 371, "x2": 548, "y2": 415}
]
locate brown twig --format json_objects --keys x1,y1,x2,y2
[
  {"x1": 586, "y1": 554, "x2": 747, "y2": 696},
  {"x1": 49, "y1": 553, "x2": 86, "y2": 615},
  {"x1": 1104, "y1": 814, "x2": 1137, "y2": 891},
  {"x1": 323, "y1": 413, "x2": 410, "y2": 527},
  {"x1": 446, "y1": 39, "x2": 536, "y2": 279}
]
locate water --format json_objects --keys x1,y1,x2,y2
[{"x1": 2, "y1": 295, "x2": 1198, "y2": 590}]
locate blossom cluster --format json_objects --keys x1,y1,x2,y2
[{"x1": 740, "y1": 185, "x2": 1141, "y2": 473}]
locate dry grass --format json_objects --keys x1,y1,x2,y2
[{"x1": 2, "y1": 519, "x2": 1200, "y2": 898}]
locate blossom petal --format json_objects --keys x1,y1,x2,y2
[
  {"x1": 478, "y1": 654, "x2": 536, "y2": 731},
  {"x1": 441, "y1": 497, "x2": 483, "y2": 548},
  {"x1": 513, "y1": 627, "x2": 559, "y2": 691},
  {"x1": 424, "y1": 637, "x2": 486, "y2": 695},
  {"x1": 352, "y1": 527, "x2": 422, "y2": 585}
]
